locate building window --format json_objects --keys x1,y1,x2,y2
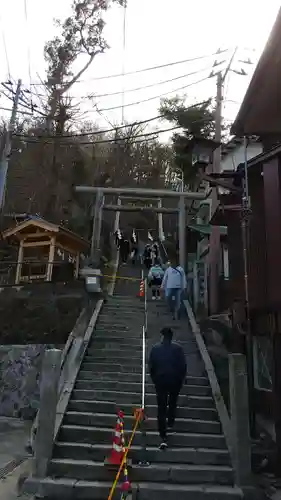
[{"x1": 222, "y1": 245, "x2": 229, "y2": 279}]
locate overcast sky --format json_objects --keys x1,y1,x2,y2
[{"x1": 0, "y1": 0, "x2": 280, "y2": 134}]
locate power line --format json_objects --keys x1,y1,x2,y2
[
  {"x1": 16, "y1": 111, "x2": 215, "y2": 146},
  {"x1": 0, "y1": 106, "x2": 33, "y2": 116},
  {"x1": 97, "y1": 75, "x2": 213, "y2": 111},
  {"x1": 28, "y1": 49, "x2": 230, "y2": 86},
  {"x1": 76, "y1": 49, "x2": 229, "y2": 81},
  {"x1": 14, "y1": 100, "x2": 210, "y2": 139},
  {"x1": 15, "y1": 113, "x2": 165, "y2": 138},
  {"x1": 90, "y1": 65, "x2": 217, "y2": 98},
  {"x1": 0, "y1": 87, "x2": 48, "y2": 118},
  {"x1": 18, "y1": 124, "x2": 185, "y2": 146},
  {"x1": 23, "y1": 63, "x2": 219, "y2": 100}
]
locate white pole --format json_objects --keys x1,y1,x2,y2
[
  {"x1": 178, "y1": 171, "x2": 186, "y2": 269},
  {"x1": 142, "y1": 325, "x2": 146, "y2": 409},
  {"x1": 144, "y1": 278, "x2": 147, "y2": 332},
  {"x1": 158, "y1": 198, "x2": 164, "y2": 241}
]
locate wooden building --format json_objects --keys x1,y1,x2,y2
[
  {"x1": 211, "y1": 6, "x2": 281, "y2": 470},
  {"x1": 1, "y1": 217, "x2": 89, "y2": 285}
]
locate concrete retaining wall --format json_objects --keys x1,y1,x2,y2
[{"x1": 0, "y1": 345, "x2": 62, "y2": 419}]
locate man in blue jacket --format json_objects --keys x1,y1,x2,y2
[{"x1": 149, "y1": 327, "x2": 187, "y2": 449}]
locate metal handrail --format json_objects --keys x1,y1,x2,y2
[
  {"x1": 142, "y1": 274, "x2": 148, "y2": 409},
  {"x1": 142, "y1": 324, "x2": 146, "y2": 410},
  {"x1": 144, "y1": 276, "x2": 148, "y2": 333}
]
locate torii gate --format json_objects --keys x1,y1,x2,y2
[{"x1": 75, "y1": 185, "x2": 210, "y2": 270}]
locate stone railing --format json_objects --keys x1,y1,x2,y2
[
  {"x1": 30, "y1": 246, "x2": 119, "y2": 454},
  {"x1": 184, "y1": 300, "x2": 256, "y2": 495}
]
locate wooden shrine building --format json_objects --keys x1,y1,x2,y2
[{"x1": 1, "y1": 217, "x2": 89, "y2": 285}]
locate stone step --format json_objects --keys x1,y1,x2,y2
[
  {"x1": 58, "y1": 425, "x2": 226, "y2": 449},
  {"x1": 53, "y1": 442, "x2": 230, "y2": 466},
  {"x1": 80, "y1": 362, "x2": 142, "y2": 374},
  {"x1": 86, "y1": 347, "x2": 142, "y2": 357},
  {"x1": 75, "y1": 380, "x2": 212, "y2": 397},
  {"x1": 64, "y1": 411, "x2": 221, "y2": 434},
  {"x1": 107, "y1": 292, "x2": 143, "y2": 299},
  {"x1": 25, "y1": 477, "x2": 243, "y2": 500},
  {"x1": 99, "y1": 311, "x2": 145, "y2": 319},
  {"x1": 67, "y1": 400, "x2": 219, "y2": 422},
  {"x1": 97, "y1": 323, "x2": 144, "y2": 331},
  {"x1": 90, "y1": 337, "x2": 142, "y2": 346},
  {"x1": 93, "y1": 327, "x2": 141, "y2": 337},
  {"x1": 85, "y1": 347, "x2": 199, "y2": 360},
  {"x1": 101, "y1": 305, "x2": 144, "y2": 313},
  {"x1": 107, "y1": 296, "x2": 144, "y2": 302},
  {"x1": 71, "y1": 389, "x2": 215, "y2": 408},
  {"x1": 80, "y1": 362, "x2": 206, "y2": 381},
  {"x1": 82, "y1": 355, "x2": 141, "y2": 364},
  {"x1": 98, "y1": 315, "x2": 144, "y2": 324},
  {"x1": 49, "y1": 459, "x2": 234, "y2": 485},
  {"x1": 77, "y1": 372, "x2": 209, "y2": 387},
  {"x1": 78, "y1": 371, "x2": 142, "y2": 382},
  {"x1": 87, "y1": 342, "x2": 198, "y2": 355},
  {"x1": 103, "y1": 297, "x2": 144, "y2": 304},
  {"x1": 101, "y1": 302, "x2": 145, "y2": 315},
  {"x1": 80, "y1": 362, "x2": 204, "y2": 378},
  {"x1": 25, "y1": 477, "x2": 243, "y2": 499},
  {"x1": 99, "y1": 311, "x2": 144, "y2": 318},
  {"x1": 95, "y1": 323, "x2": 137, "y2": 330}
]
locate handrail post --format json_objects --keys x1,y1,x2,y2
[
  {"x1": 33, "y1": 349, "x2": 61, "y2": 478},
  {"x1": 229, "y1": 353, "x2": 252, "y2": 487}
]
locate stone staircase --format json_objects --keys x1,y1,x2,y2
[{"x1": 30, "y1": 280, "x2": 244, "y2": 499}]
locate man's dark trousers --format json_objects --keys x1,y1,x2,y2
[{"x1": 155, "y1": 379, "x2": 182, "y2": 439}]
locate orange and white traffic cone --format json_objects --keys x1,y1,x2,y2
[
  {"x1": 105, "y1": 410, "x2": 125, "y2": 466},
  {"x1": 137, "y1": 280, "x2": 145, "y2": 298}
]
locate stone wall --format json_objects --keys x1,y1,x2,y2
[
  {"x1": 0, "y1": 285, "x2": 86, "y2": 344},
  {"x1": 0, "y1": 344, "x2": 63, "y2": 419},
  {"x1": 0, "y1": 285, "x2": 87, "y2": 418}
]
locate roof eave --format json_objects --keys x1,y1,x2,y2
[{"x1": 231, "y1": 7, "x2": 281, "y2": 136}]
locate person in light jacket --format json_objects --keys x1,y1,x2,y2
[
  {"x1": 148, "y1": 260, "x2": 165, "y2": 300},
  {"x1": 161, "y1": 258, "x2": 186, "y2": 319}
]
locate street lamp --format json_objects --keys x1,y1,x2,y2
[
  {"x1": 186, "y1": 136, "x2": 221, "y2": 171},
  {"x1": 79, "y1": 266, "x2": 102, "y2": 294}
]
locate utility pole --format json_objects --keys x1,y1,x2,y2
[
  {"x1": 0, "y1": 79, "x2": 22, "y2": 211},
  {"x1": 178, "y1": 171, "x2": 186, "y2": 270},
  {"x1": 209, "y1": 48, "x2": 238, "y2": 314},
  {"x1": 241, "y1": 136, "x2": 255, "y2": 437},
  {"x1": 214, "y1": 71, "x2": 223, "y2": 170},
  {"x1": 209, "y1": 71, "x2": 223, "y2": 313}
]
